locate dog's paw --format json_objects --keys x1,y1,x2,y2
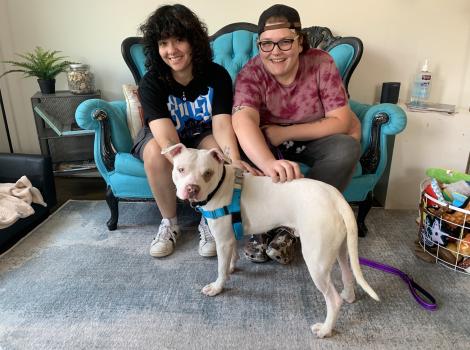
[
  {"x1": 201, "y1": 283, "x2": 223, "y2": 296},
  {"x1": 340, "y1": 288, "x2": 356, "y2": 303},
  {"x1": 229, "y1": 264, "x2": 236, "y2": 274},
  {"x1": 229, "y1": 252, "x2": 239, "y2": 273},
  {"x1": 311, "y1": 323, "x2": 333, "y2": 338}
]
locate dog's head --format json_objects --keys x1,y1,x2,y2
[{"x1": 162, "y1": 143, "x2": 226, "y2": 203}]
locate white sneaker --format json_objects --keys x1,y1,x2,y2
[
  {"x1": 198, "y1": 217, "x2": 217, "y2": 257},
  {"x1": 150, "y1": 219, "x2": 180, "y2": 257}
]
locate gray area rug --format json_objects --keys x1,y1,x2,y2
[{"x1": 1, "y1": 200, "x2": 469, "y2": 350}]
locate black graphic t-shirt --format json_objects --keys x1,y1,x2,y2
[{"x1": 138, "y1": 62, "x2": 233, "y2": 140}]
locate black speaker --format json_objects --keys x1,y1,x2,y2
[{"x1": 380, "y1": 82, "x2": 400, "y2": 103}]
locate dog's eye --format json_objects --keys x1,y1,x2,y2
[
  {"x1": 178, "y1": 167, "x2": 185, "y2": 174},
  {"x1": 202, "y1": 170, "x2": 214, "y2": 182}
]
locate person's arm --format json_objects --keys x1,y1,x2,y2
[
  {"x1": 138, "y1": 73, "x2": 181, "y2": 161},
  {"x1": 212, "y1": 113, "x2": 261, "y2": 175},
  {"x1": 149, "y1": 118, "x2": 180, "y2": 163},
  {"x1": 206, "y1": 63, "x2": 260, "y2": 175},
  {"x1": 347, "y1": 111, "x2": 361, "y2": 141},
  {"x1": 212, "y1": 114, "x2": 241, "y2": 161},
  {"x1": 231, "y1": 59, "x2": 300, "y2": 182},
  {"x1": 232, "y1": 106, "x2": 301, "y2": 182},
  {"x1": 262, "y1": 104, "x2": 359, "y2": 146}
]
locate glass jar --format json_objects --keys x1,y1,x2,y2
[{"x1": 67, "y1": 64, "x2": 95, "y2": 94}]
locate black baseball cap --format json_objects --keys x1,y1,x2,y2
[{"x1": 257, "y1": 4, "x2": 302, "y2": 35}]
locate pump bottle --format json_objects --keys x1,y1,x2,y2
[{"x1": 410, "y1": 59, "x2": 432, "y2": 104}]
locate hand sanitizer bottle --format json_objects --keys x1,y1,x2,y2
[{"x1": 410, "y1": 59, "x2": 432, "y2": 104}]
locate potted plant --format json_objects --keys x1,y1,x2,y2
[{"x1": 0, "y1": 47, "x2": 74, "y2": 94}]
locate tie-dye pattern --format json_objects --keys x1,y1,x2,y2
[{"x1": 234, "y1": 48, "x2": 347, "y2": 125}]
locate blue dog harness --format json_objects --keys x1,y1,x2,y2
[{"x1": 195, "y1": 168, "x2": 244, "y2": 240}]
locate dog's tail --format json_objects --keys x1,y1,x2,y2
[{"x1": 339, "y1": 197, "x2": 380, "y2": 301}]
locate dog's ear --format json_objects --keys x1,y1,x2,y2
[
  {"x1": 162, "y1": 143, "x2": 186, "y2": 158},
  {"x1": 208, "y1": 148, "x2": 229, "y2": 164}
]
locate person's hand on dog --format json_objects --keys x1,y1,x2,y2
[
  {"x1": 231, "y1": 159, "x2": 263, "y2": 176},
  {"x1": 263, "y1": 159, "x2": 303, "y2": 183}
]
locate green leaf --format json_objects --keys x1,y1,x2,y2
[{"x1": 1, "y1": 46, "x2": 75, "y2": 80}]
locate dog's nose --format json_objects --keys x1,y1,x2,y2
[{"x1": 186, "y1": 184, "x2": 200, "y2": 198}]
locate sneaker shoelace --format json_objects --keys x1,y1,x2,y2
[
  {"x1": 155, "y1": 222, "x2": 177, "y2": 243},
  {"x1": 199, "y1": 220, "x2": 214, "y2": 243}
]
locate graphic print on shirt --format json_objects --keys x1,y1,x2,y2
[{"x1": 167, "y1": 87, "x2": 213, "y2": 139}]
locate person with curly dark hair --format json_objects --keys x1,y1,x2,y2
[
  {"x1": 131, "y1": 4, "x2": 257, "y2": 259},
  {"x1": 139, "y1": 4, "x2": 212, "y2": 85}
]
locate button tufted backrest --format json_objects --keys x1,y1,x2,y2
[
  {"x1": 121, "y1": 23, "x2": 362, "y2": 93},
  {"x1": 209, "y1": 23, "x2": 259, "y2": 83},
  {"x1": 302, "y1": 26, "x2": 362, "y2": 94},
  {"x1": 122, "y1": 37, "x2": 147, "y2": 84},
  {"x1": 328, "y1": 44, "x2": 355, "y2": 77}
]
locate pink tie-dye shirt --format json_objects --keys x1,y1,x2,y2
[{"x1": 233, "y1": 48, "x2": 348, "y2": 125}]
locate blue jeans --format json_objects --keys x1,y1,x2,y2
[{"x1": 277, "y1": 134, "x2": 360, "y2": 192}]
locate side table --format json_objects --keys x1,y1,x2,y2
[{"x1": 31, "y1": 90, "x2": 101, "y2": 176}]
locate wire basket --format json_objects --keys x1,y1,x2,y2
[{"x1": 418, "y1": 178, "x2": 470, "y2": 274}]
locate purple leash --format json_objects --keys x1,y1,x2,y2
[{"x1": 359, "y1": 257, "x2": 437, "y2": 311}]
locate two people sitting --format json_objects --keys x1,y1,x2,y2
[{"x1": 132, "y1": 4, "x2": 361, "y2": 264}]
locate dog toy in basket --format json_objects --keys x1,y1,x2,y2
[
  {"x1": 425, "y1": 168, "x2": 470, "y2": 184},
  {"x1": 418, "y1": 176, "x2": 470, "y2": 273},
  {"x1": 422, "y1": 168, "x2": 470, "y2": 227}
]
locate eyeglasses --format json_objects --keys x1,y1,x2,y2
[{"x1": 257, "y1": 35, "x2": 299, "y2": 52}]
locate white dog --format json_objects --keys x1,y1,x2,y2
[{"x1": 163, "y1": 143, "x2": 379, "y2": 338}]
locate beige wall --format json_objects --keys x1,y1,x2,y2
[{"x1": 1, "y1": 0, "x2": 469, "y2": 153}]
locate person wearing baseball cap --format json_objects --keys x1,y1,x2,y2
[
  {"x1": 232, "y1": 4, "x2": 361, "y2": 264},
  {"x1": 257, "y1": 4, "x2": 303, "y2": 38}
]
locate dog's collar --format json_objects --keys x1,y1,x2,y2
[
  {"x1": 195, "y1": 168, "x2": 244, "y2": 240},
  {"x1": 190, "y1": 166, "x2": 226, "y2": 208}
]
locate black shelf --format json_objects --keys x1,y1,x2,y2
[
  {"x1": 31, "y1": 91, "x2": 100, "y2": 176},
  {"x1": 53, "y1": 160, "x2": 98, "y2": 177}
]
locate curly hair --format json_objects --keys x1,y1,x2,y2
[{"x1": 139, "y1": 4, "x2": 212, "y2": 83}]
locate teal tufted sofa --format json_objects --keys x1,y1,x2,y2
[{"x1": 75, "y1": 23, "x2": 407, "y2": 236}]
